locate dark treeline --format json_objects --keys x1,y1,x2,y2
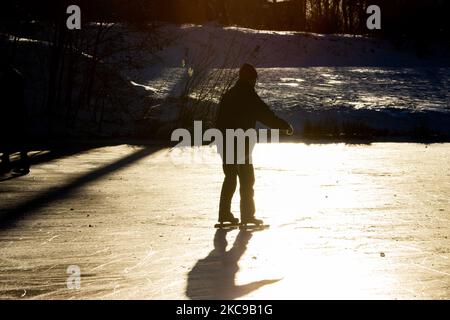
[
  {"x1": 1, "y1": 0, "x2": 449, "y2": 38},
  {"x1": 159, "y1": 0, "x2": 450, "y2": 39},
  {"x1": 1, "y1": 0, "x2": 162, "y2": 137}
]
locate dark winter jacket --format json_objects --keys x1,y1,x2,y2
[{"x1": 216, "y1": 79, "x2": 290, "y2": 132}]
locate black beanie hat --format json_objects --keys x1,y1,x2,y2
[{"x1": 239, "y1": 63, "x2": 258, "y2": 81}]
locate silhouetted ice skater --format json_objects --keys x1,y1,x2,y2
[
  {"x1": 0, "y1": 61, "x2": 30, "y2": 175},
  {"x1": 215, "y1": 63, "x2": 293, "y2": 227}
]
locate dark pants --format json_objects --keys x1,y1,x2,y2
[
  {"x1": 0, "y1": 124, "x2": 29, "y2": 168},
  {"x1": 219, "y1": 163, "x2": 255, "y2": 221}
]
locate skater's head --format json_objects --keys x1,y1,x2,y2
[{"x1": 239, "y1": 63, "x2": 257, "y2": 88}]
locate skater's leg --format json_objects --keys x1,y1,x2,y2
[
  {"x1": 237, "y1": 164, "x2": 255, "y2": 222},
  {"x1": 13, "y1": 68, "x2": 30, "y2": 173},
  {"x1": 1, "y1": 151, "x2": 11, "y2": 173},
  {"x1": 20, "y1": 150, "x2": 29, "y2": 162},
  {"x1": 1, "y1": 151, "x2": 10, "y2": 164},
  {"x1": 15, "y1": 150, "x2": 30, "y2": 174},
  {"x1": 219, "y1": 164, "x2": 238, "y2": 221},
  {"x1": 17, "y1": 132, "x2": 30, "y2": 172},
  {"x1": 0, "y1": 139, "x2": 12, "y2": 173},
  {"x1": 10, "y1": 123, "x2": 30, "y2": 174}
]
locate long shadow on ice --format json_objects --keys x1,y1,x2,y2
[
  {"x1": 0, "y1": 144, "x2": 162, "y2": 229},
  {"x1": 186, "y1": 229, "x2": 280, "y2": 300}
]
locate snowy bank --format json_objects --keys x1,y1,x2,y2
[{"x1": 124, "y1": 24, "x2": 450, "y2": 140}]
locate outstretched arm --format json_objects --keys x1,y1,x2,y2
[{"x1": 252, "y1": 91, "x2": 291, "y2": 131}]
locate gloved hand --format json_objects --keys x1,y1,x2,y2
[
  {"x1": 286, "y1": 124, "x2": 294, "y2": 136},
  {"x1": 280, "y1": 124, "x2": 294, "y2": 136}
]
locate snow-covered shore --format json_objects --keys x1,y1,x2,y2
[
  {"x1": 124, "y1": 24, "x2": 450, "y2": 140},
  {"x1": 147, "y1": 24, "x2": 450, "y2": 69},
  {"x1": 4, "y1": 23, "x2": 450, "y2": 139}
]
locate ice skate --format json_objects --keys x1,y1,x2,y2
[
  {"x1": 240, "y1": 217, "x2": 269, "y2": 230},
  {"x1": 215, "y1": 213, "x2": 240, "y2": 229}
]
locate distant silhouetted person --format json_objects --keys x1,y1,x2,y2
[
  {"x1": 0, "y1": 61, "x2": 30, "y2": 175},
  {"x1": 216, "y1": 63, "x2": 292, "y2": 225}
]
